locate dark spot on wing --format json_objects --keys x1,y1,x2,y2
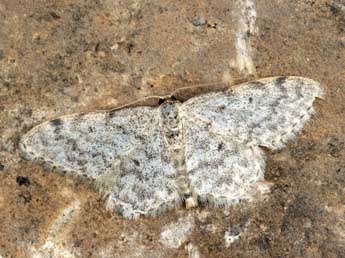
[
  {"x1": 50, "y1": 118, "x2": 63, "y2": 127},
  {"x1": 218, "y1": 142, "x2": 224, "y2": 151},
  {"x1": 108, "y1": 109, "x2": 118, "y2": 118},
  {"x1": 54, "y1": 135, "x2": 64, "y2": 141},
  {"x1": 249, "y1": 97, "x2": 253, "y2": 103},
  {"x1": 77, "y1": 159, "x2": 87, "y2": 167},
  {"x1": 67, "y1": 139, "x2": 78, "y2": 151},
  {"x1": 275, "y1": 76, "x2": 288, "y2": 88},
  {"x1": 133, "y1": 159, "x2": 140, "y2": 166},
  {"x1": 217, "y1": 105, "x2": 226, "y2": 112},
  {"x1": 76, "y1": 113, "x2": 87, "y2": 120},
  {"x1": 71, "y1": 113, "x2": 87, "y2": 126},
  {"x1": 249, "y1": 81, "x2": 265, "y2": 89}
]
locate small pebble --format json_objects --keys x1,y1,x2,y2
[
  {"x1": 192, "y1": 17, "x2": 207, "y2": 26},
  {"x1": 16, "y1": 176, "x2": 31, "y2": 187}
]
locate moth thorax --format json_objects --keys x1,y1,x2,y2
[
  {"x1": 159, "y1": 102, "x2": 181, "y2": 145},
  {"x1": 176, "y1": 176, "x2": 191, "y2": 195}
]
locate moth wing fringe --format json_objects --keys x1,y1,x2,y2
[{"x1": 104, "y1": 194, "x2": 183, "y2": 220}]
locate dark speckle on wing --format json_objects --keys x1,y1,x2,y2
[
  {"x1": 50, "y1": 118, "x2": 63, "y2": 127},
  {"x1": 275, "y1": 76, "x2": 288, "y2": 88},
  {"x1": 249, "y1": 81, "x2": 265, "y2": 89}
]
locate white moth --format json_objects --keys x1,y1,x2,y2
[{"x1": 19, "y1": 76, "x2": 324, "y2": 219}]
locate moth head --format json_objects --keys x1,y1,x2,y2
[{"x1": 159, "y1": 97, "x2": 180, "y2": 120}]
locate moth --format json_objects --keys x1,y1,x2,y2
[{"x1": 19, "y1": 76, "x2": 324, "y2": 219}]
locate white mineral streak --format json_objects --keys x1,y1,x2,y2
[
  {"x1": 20, "y1": 77, "x2": 323, "y2": 219},
  {"x1": 30, "y1": 199, "x2": 81, "y2": 258},
  {"x1": 186, "y1": 243, "x2": 201, "y2": 258},
  {"x1": 235, "y1": 0, "x2": 257, "y2": 75},
  {"x1": 160, "y1": 216, "x2": 194, "y2": 249}
]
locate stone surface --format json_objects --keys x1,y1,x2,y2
[{"x1": 1, "y1": 0, "x2": 345, "y2": 257}]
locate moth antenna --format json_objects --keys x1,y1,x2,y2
[
  {"x1": 114, "y1": 81, "x2": 230, "y2": 111},
  {"x1": 113, "y1": 94, "x2": 172, "y2": 110},
  {"x1": 170, "y1": 81, "x2": 230, "y2": 96}
]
